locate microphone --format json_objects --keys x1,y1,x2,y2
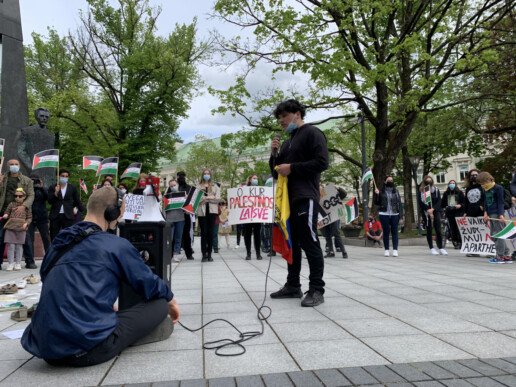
[{"x1": 272, "y1": 133, "x2": 281, "y2": 158}]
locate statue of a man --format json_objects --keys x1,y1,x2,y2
[{"x1": 18, "y1": 108, "x2": 56, "y2": 186}]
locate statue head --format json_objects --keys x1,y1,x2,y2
[{"x1": 34, "y1": 108, "x2": 50, "y2": 128}]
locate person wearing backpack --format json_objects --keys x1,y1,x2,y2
[{"x1": 477, "y1": 172, "x2": 511, "y2": 263}]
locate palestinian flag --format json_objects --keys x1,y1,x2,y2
[
  {"x1": 83, "y1": 156, "x2": 103, "y2": 171},
  {"x1": 121, "y1": 162, "x2": 142, "y2": 180},
  {"x1": 492, "y1": 221, "x2": 516, "y2": 240},
  {"x1": 182, "y1": 187, "x2": 204, "y2": 214},
  {"x1": 96, "y1": 157, "x2": 118, "y2": 177},
  {"x1": 0, "y1": 138, "x2": 4, "y2": 159},
  {"x1": 361, "y1": 168, "x2": 373, "y2": 185},
  {"x1": 164, "y1": 191, "x2": 186, "y2": 211},
  {"x1": 344, "y1": 197, "x2": 359, "y2": 224},
  {"x1": 32, "y1": 149, "x2": 59, "y2": 170},
  {"x1": 422, "y1": 185, "x2": 432, "y2": 206},
  {"x1": 79, "y1": 178, "x2": 88, "y2": 194}
]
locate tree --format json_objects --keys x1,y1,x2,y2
[
  {"x1": 67, "y1": 0, "x2": 207, "y2": 169},
  {"x1": 211, "y1": 0, "x2": 511, "y2": 185}
]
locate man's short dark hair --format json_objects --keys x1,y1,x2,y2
[
  {"x1": 59, "y1": 169, "x2": 70, "y2": 176},
  {"x1": 273, "y1": 99, "x2": 306, "y2": 119},
  {"x1": 177, "y1": 171, "x2": 186, "y2": 177}
]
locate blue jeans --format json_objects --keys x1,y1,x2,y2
[
  {"x1": 170, "y1": 221, "x2": 185, "y2": 255},
  {"x1": 379, "y1": 214, "x2": 399, "y2": 250}
]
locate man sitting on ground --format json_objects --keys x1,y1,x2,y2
[
  {"x1": 365, "y1": 214, "x2": 383, "y2": 247},
  {"x1": 21, "y1": 186, "x2": 180, "y2": 367}
]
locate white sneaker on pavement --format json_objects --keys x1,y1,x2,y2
[
  {"x1": 14, "y1": 263, "x2": 22, "y2": 270},
  {"x1": 439, "y1": 249, "x2": 448, "y2": 256},
  {"x1": 172, "y1": 254, "x2": 182, "y2": 263},
  {"x1": 392, "y1": 250, "x2": 398, "y2": 257},
  {"x1": 6, "y1": 264, "x2": 14, "y2": 271},
  {"x1": 384, "y1": 250, "x2": 390, "y2": 257},
  {"x1": 430, "y1": 248, "x2": 439, "y2": 255}
]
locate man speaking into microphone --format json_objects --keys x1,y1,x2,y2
[{"x1": 269, "y1": 99, "x2": 329, "y2": 307}]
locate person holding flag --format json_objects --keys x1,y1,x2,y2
[
  {"x1": 196, "y1": 168, "x2": 220, "y2": 262},
  {"x1": 419, "y1": 176, "x2": 447, "y2": 256},
  {"x1": 163, "y1": 178, "x2": 186, "y2": 263},
  {"x1": 269, "y1": 99, "x2": 329, "y2": 307},
  {"x1": 374, "y1": 176, "x2": 402, "y2": 257}
]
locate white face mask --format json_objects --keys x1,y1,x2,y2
[{"x1": 9, "y1": 165, "x2": 20, "y2": 174}]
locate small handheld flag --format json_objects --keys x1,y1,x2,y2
[
  {"x1": 422, "y1": 185, "x2": 432, "y2": 206},
  {"x1": 83, "y1": 156, "x2": 103, "y2": 171},
  {"x1": 97, "y1": 157, "x2": 119, "y2": 177},
  {"x1": 121, "y1": 162, "x2": 142, "y2": 180},
  {"x1": 492, "y1": 221, "x2": 516, "y2": 240},
  {"x1": 0, "y1": 138, "x2": 5, "y2": 159},
  {"x1": 164, "y1": 191, "x2": 186, "y2": 211},
  {"x1": 182, "y1": 187, "x2": 204, "y2": 214},
  {"x1": 79, "y1": 178, "x2": 88, "y2": 194},
  {"x1": 344, "y1": 197, "x2": 359, "y2": 224},
  {"x1": 33, "y1": 149, "x2": 59, "y2": 170},
  {"x1": 361, "y1": 168, "x2": 373, "y2": 185}
]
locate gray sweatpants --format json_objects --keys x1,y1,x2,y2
[
  {"x1": 7, "y1": 243, "x2": 23, "y2": 264},
  {"x1": 490, "y1": 218, "x2": 510, "y2": 257}
]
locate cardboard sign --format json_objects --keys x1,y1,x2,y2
[
  {"x1": 227, "y1": 186, "x2": 274, "y2": 225},
  {"x1": 317, "y1": 184, "x2": 344, "y2": 229},
  {"x1": 123, "y1": 194, "x2": 145, "y2": 221},
  {"x1": 456, "y1": 216, "x2": 496, "y2": 256}
]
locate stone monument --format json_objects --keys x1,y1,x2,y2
[{"x1": 0, "y1": 0, "x2": 29, "y2": 172}]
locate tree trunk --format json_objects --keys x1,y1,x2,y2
[{"x1": 401, "y1": 146, "x2": 414, "y2": 234}]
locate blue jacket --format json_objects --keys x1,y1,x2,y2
[
  {"x1": 21, "y1": 221, "x2": 173, "y2": 359},
  {"x1": 484, "y1": 184, "x2": 505, "y2": 217}
]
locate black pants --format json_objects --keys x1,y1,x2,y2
[
  {"x1": 261, "y1": 223, "x2": 272, "y2": 252},
  {"x1": 24, "y1": 220, "x2": 51, "y2": 263},
  {"x1": 286, "y1": 199, "x2": 325, "y2": 293},
  {"x1": 445, "y1": 209, "x2": 462, "y2": 245},
  {"x1": 244, "y1": 223, "x2": 261, "y2": 256},
  {"x1": 426, "y1": 212, "x2": 443, "y2": 249},
  {"x1": 45, "y1": 299, "x2": 168, "y2": 367},
  {"x1": 236, "y1": 224, "x2": 243, "y2": 246},
  {"x1": 323, "y1": 221, "x2": 346, "y2": 253},
  {"x1": 199, "y1": 214, "x2": 216, "y2": 257},
  {"x1": 181, "y1": 213, "x2": 193, "y2": 258},
  {"x1": 50, "y1": 214, "x2": 75, "y2": 241}
]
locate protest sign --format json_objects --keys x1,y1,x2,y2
[
  {"x1": 228, "y1": 186, "x2": 274, "y2": 225},
  {"x1": 317, "y1": 184, "x2": 345, "y2": 229},
  {"x1": 123, "y1": 194, "x2": 145, "y2": 221},
  {"x1": 456, "y1": 216, "x2": 496, "y2": 256}
]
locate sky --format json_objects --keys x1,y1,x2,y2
[{"x1": 19, "y1": 0, "x2": 336, "y2": 144}]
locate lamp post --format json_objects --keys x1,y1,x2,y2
[
  {"x1": 359, "y1": 111, "x2": 368, "y2": 223},
  {"x1": 408, "y1": 156, "x2": 422, "y2": 235}
]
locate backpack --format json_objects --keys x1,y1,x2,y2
[{"x1": 504, "y1": 188, "x2": 512, "y2": 210}]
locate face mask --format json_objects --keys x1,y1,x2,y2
[
  {"x1": 470, "y1": 176, "x2": 477, "y2": 182},
  {"x1": 203, "y1": 174, "x2": 211, "y2": 181},
  {"x1": 177, "y1": 177, "x2": 185, "y2": 184},
  {"x1": 251, "y1": 178, "x2": 258, "y2": 186},
  {"x1": 9, "y1": 165, "x2": 20, "y2": 174},
  {"x1": 368, "y1": 218, "x2": 373, "y2": 222},
  {"x1": 286, "y1": 121, "x2": 298, "y2": 134},
  {"x1": 385, "y1": 181, "x2": 394, "y2": 187},
  {"x1": 170, "y1": 186, "x2": 178, "y2": 192},
  {"x1": 120, "y1": 189, "x2": 127, "y2": 195},
  {"x1": 60, "y1": 177, "x2": 69, "y2": 184},
  {"x1": 449, "y1": 184, "x2": 456, "y2": 190}
]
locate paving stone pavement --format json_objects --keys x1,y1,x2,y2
[{"x1": 1, "y1": 237, "x2": 515, "y2": 386}]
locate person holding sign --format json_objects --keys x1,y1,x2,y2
[
  {"x1": 164, "y1": 179, "x2": 186, "y2": 262},
  {"x1": 196, "y1": 168, "x2": 220, "y2": 262},
  {"x1": 269, "y1": 99, "x2": 329, "y2": 307},
  {"x1": 442, "y1": 180, "x2": 465, "y2": 249},
  {"x1": 243, "y1": 174, "x2": 263, "y2": 260},
  {"x1": 478, "y1": 172, "x2": 511, "y2": 263},
  {"x1": 374, "y1": 176, "x2": 402, "y2": 257},
  {"x1": 420, "y1": 176, "x2": 447, "y2": 256}
]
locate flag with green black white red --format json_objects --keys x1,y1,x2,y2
[
  {"x1": 83, "y1": 156, "x2": 103, "y2": 171},
  {"x1": 422, "y1": 185, "x2": 432, "y2": 206},
  {"x1": 164, "y1": 191, "x2": 186, "y2": 211},
  {"x1": 32, "y1": 149, "x2": 59, "y2": 170},
  {"x1": 121, "y1": 162, "x2": 142, "y2": 179},
  {"x1": 96, "y1": 157, "x2": 118, "y2": 177},
  {"x1": 361, "y1": 168, "x2": 373, "y2": 185},
  {"x1": 0, "y1": 138, "x2": 4, "y2": 159},
  {"x1": 344, "y1": 197, "x2": 359, "y2": 224},
  {"x1": 492, "y1": 221, "x2": 516, "y2": 240},
  {"x1": 182, "y1": 187, "x2": 204, "y2": 214}
]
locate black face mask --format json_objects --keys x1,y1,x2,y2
[
  {"x1": 385, "y1": 182, "x2": 394, "y2": 187},
  {"x1": 177, "y1": 177, "x2": 186, "y2": 185},
  {"x1": 470, "y1": 176, "x2": 477, "y2": 182},
  {"x1": 368, "y1": 218, "x2": 374, "y2": 222}
]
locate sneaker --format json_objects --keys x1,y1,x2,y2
[
  {"x1": 214, "y1": 248, "x2": 219, "y2": 253},
  {"x1": 270, "y1": 285, "x2": 303, "y2": 299},
  {"x1": 439, "y1": 249, "x2": 448, "y2": 256},
  {"x1": 384, "y1": 250, "x2": 390, "y2": 257},
  {"x1": 392, "y1": 250, "x2": 398, "y2": 257},
  {"x1": 25, "y1": 263, "x2": 38, "y2": 269},
  {"x1": 256, "y1": 255, "x2": 263, "y2": 260},
  {"x1": 301, "y1": 289, "x2": 325, "y2": 307},
  {"x1": 430, "y1": 248, "x2": 439, "y2": 255},
  {"x1": 489, "y1": 257, "x2": 505, "y2": 264},
  {"x1": 336, "y1": 247, "x2": 342, "y2": 253},
  {"x1": 186, "y1": 255, "x2": 194, "y2": 260},
  {"x1": 6, "y1": 264, "x2": 14, "y2": 271},
  {"x1": 172, "y1": 255, "x2": 182, "y2": 263},
  {"x1": 324, "y1": 251, "x2": 335, "y2": 258},
  {"x1": 342, "y1": 252, "x2": 348, "y2": 259},
  {"x1": 207, "y1": 256, "x2": 214, "y2": 262},
  {"x1": 14, "y1": 263, "x2": 22, "y2": 271},
  {"x1": 234, "y1": 245, "x2": 240, "y2": 249},
  {"x1": 245, "y1": 254, "x2": 251, "y2": 260}
]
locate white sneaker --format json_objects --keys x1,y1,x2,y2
[
  {"x1": 384, "y1": 250, "x2": 390, "y2": 257},
  {"x1": 439, "y1": 249, "x2": 448, "y2": 256},
  {"x1": 16, "y1": 279, "x2": 27, "y2": 289},
  {"x1": 14, "y1": 263, "x2": 22, "y2": 271},
  {"x1": 172, "y1": 254, "x2": 182, "y2": 263},
  {"x1": 430, "y1": 248, "x2": 439, "y2": 255},
  {"x1": 392, "y1": 250, "x2": 398, "y2": 257},
  {"x1": 234, "y1": 245, "x2": 240, "y2": 249},
  {"x1": 6, "y1": 263, "x2": 14, "y2": 271}
]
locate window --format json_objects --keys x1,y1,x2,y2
[
  {"x1": 436, "y1": 172, "x2": 446, "y2": 184},
  {"x1": 459, "y1": 164, "x2": 469, "y2": 181}
]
